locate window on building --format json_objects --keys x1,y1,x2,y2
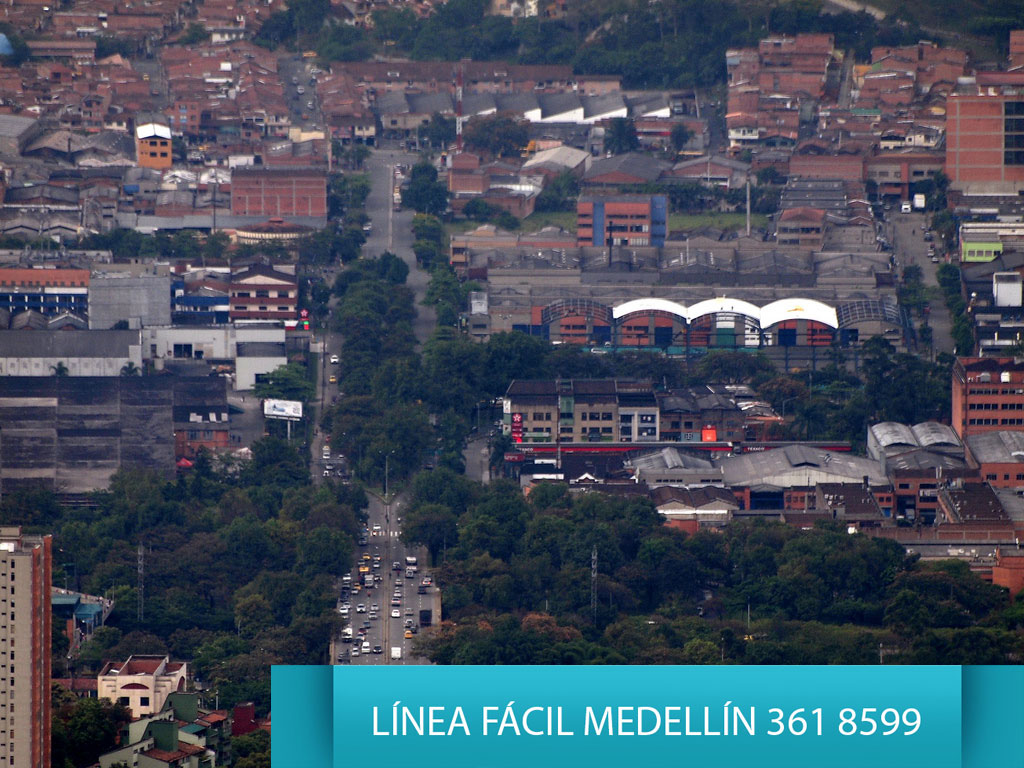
[{"x1": 139, "y1": 697, "x2": 150, "y2": 707}]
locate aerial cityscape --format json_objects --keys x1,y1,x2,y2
[{"x1": 0, "y1": 0, "x2": 1023, "y2": 764}]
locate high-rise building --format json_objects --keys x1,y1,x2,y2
[{"x1": 0, "y1": 527, "x2": 51, "y2": 768}]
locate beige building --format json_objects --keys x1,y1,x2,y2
[
  {"x1": 0, "y1": 527, "x2": 52, "y2": 768},
  {"x1": 98, "y1": 655, "x2": 188, "y2": 718}
]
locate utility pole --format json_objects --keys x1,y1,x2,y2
[
  {"x1": 137, "y1": 542, "x2": 145, "y2": 622},
  {"x1": 745, "y1": 175, "x2": 751, "y2": 236}
]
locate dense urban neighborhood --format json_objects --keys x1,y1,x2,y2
[{"x1": 0, "y1": 0, "x2": 1024, "y2": 765}]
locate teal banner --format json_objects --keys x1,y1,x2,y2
[{"x1": 271, "y1": 665, "x2": 1024, "y2": 768}]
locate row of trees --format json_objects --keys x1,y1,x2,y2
[
  {"x1": 400, "y1": 474, "x2": 1024, "y2": 664},
  {"x1": 322, "y1": 254, "x2": 432, "y2": 484},
  {"x1": 254, "y1": 0, "x2": 927, "y2": 89}
]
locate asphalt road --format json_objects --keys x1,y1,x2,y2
[
  {"x1": 310, "y1": 146, "x2": 445, "y2": 663},
  {"x1": 278, "y1": 55, "x2": 322, "y2": 129},
  {"x1": 362, "y1": 150, "x2": 438, "y2": 346},
  {"x1": 332, "y1": 492, "x2": 441, "y2": 666},
  {"x1": 887, "y1": 210, "x2": 955, "y2": 357}
]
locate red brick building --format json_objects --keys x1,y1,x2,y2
[
  {"x1": 946, "y1": 74, "x2": 1024, "y2": 194},
  {"x1": 951, "y1": 357, "x2": 1024, "y2": 438},
  {"x1": 230, "y1": 167, "x2": 327, "y2": 218},
  {"x1": 577, "y1": 195, "x2": 667, "y2": 248}
]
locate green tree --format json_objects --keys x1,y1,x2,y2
[
  {"x1": 463, "y1": 115, "x2": 529, "y2": 158},
  {"x1": 51, "y1": 694, "x2": 131, "y2": 768},
  {"x1": 402, "y1": 503, "x2": 459, "y2": 563},
  {"x1": 402, "y1": 162, "x2": 449, "y2": 216},
  {"x1": 120, "y1": 361, "x2": 140, "y2": 377},
  {"x1": 603, "y1": 118, "x2": 639, "y2": 155},
  {"x1": 296, "y1": 526, "x2": 354, "y2": 577},
  {"x1": 291, "y1": 0, "x2": 330, "y2": 35},
  {"x1": 51, "y1": 361, "x2": 69, "y2": 377},
  {"x1": 180, "y1": 22, "x2": 209, "y2": 44},
  {"x1": 422, "y1": 113, "x2": 456, "y2": 149},
  {"x1": 253, "y1": 363, "x2": 315, "y2": 403},
  {"x1": 234, "y1": 593, "x2": 275, "y2": 638},
  {"x1": 670, "y1": 123, "x2": 692, "y2": 153}
]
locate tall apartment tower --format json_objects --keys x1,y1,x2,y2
[{"x1": 0, "y1": 527, "x2": 51, "y2": 768}]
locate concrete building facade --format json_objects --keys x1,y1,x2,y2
[{"x1": 0, "y1": 527, "x2": 51, "y2": 768}]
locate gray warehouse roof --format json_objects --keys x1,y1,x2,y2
[
  {"x1": 0, "y1": 329, "x2": 140, "y2": 357},
  {"x1": 720, "y1": 444, "x2": 887, "y2": 487},
  {"x1": 0, "y1": 114, "x2": 37, "y2": 138},
  {"x1": 965, "y1": 430, "x2": 1024, "y2": 465}
]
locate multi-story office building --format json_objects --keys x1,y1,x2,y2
[
  {"x1": 946, "y1": 73, "x2": 1024, "y2": 195},
  {"x1": 0, "y1": 268, "x2": 89, "y2": 318},
  {"x1": 577, "y1": 195, "x2": 667, "y2": 248},
  {"x1": 503, "y1": 379, "x2": 659, "y2": 443},
  {"x1": 228, "y1": 265, "x2": 298, "y2": 322},
  {"x1": 952, "y1": 357, "x2": 1024, "y2": 438},
  {"x1": 0, "y1": 527, "x2": 51, "y2": 768}
]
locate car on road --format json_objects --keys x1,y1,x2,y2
[
  {"x1": 297, "y1": 86, "x2": 306, "y2": 95},
  {"x1": 404, "y1": 618, "x2": 414, "y2": 628},
  {"x1": 392, "y1": 561, "x2": 401, "y2": 571},
  {"x1": 307, "y1": 100, "x2": 315, "y2": 110},
  {"x1": 368, "y1": 612, "x2": 377, "y2": 620},
  {"x1": 372, "y1": 524, "x2": 382, "y2": 533},
  {"x1": 361, "y1": 641, "x2": 371, "y2": 653},
  {"x1": 931, "y1": 255, "x2": 939, "y2": 263},
  {"x1": 391, "y1": 608, "x2": 401, "y2": 618},
  {"x1": 391, "y1": 597, "x2": 401, "y2": 606},
  {"x1": 330, "y1": 354, "x2": 339, "y2": 364},
  {"x1": 356, "y1": 603, "x2": 366, "y2": 613},
  {"x1": 422, "y1": 576, "x2": 432, "y2": 586},
  {"x1": 370, "y1": 603, "x2": 379, "y2": 612},
  {"x1": 350, "y1": 647, "x2": 360, "y2": 657},
  {"x1": 405, "y1": 629, "x2": 413, "y2": 639},
  {"x1": 373, "y1": 645, "x2": 383, "y2": 654},
  {"x1": 338, "y1": 606, "x2": 349, "y2": 617},
  {"x1": 329, "y1": 375, "x2": 337, "y2": 384}
]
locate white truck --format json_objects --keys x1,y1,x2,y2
[
  {"x1": 913, "y1": 193, "x2": 926, "y2": 210},
  {"x1": 391, "y1": 647, "x2": 402, "y2": 660}
]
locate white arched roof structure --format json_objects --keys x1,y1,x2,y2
[
  {"x1": 686, "y1": 297, "x2": 762, "y2": 324},
  {"x1": 761, "y1": 298, "x2": 839, "y2": 329},
  {"x1": 612, "y1": 298, "x2": 687, "y2": 321},
  {"x1": 609, "y1": 297, "x2": 839, "y2": 331}
]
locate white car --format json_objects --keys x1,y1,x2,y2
[
  {"x1": 391, "y1": 608, "x2": 401, "y2": 618},
  {"x1": 338, "y1": 606, "x2": 349, "y2": 617},
  {"x1": 330, "y1": 354, "x2": 339, "y2": 364},
  {"x1": 361, "y1": 641, "x2": 371, "y2": 653},
  {"x1": 356, "y1": 603, "x2": 366, "y2": 613}
]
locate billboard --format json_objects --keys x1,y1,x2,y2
[{"x1": 264, "y1": 399, "x2": 303, "y2": 421}]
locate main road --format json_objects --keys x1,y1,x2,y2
[{"x1": 318, "y1": 147, "x2": 445, "y2": 663}]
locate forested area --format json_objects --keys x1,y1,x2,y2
[
  {"x1": 255, "y1": 0, "x2": 926, "y2": 89},
  {"x1": 4, "y1": 442, "x2": 366, "y2": 764},
  {"x1": 402, "y1": 475, "x2": 1024, "y2": 664}
]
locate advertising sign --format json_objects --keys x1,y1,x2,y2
[{"x1": 263, "y1": 399, "x2": 303, "y2": 421}]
